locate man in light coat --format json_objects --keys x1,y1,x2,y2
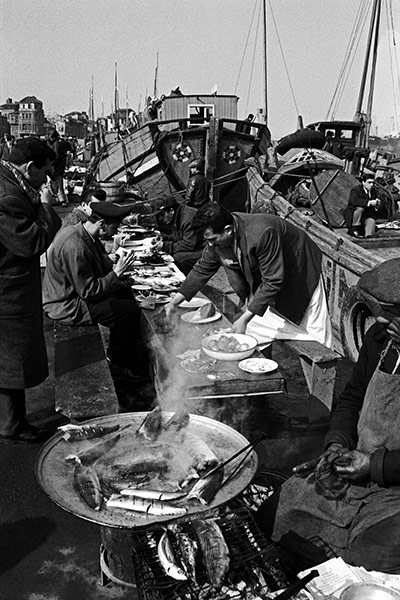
[{"x1": 0, "y1": 137, "x2": 61, "y2": 444}]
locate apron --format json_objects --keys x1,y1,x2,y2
[{"x1": 272, "y1": 341, "x2": 400, "y2": 556}]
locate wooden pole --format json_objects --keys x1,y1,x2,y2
[{"x1": 263, "y1": 0, "x2": 268, "y2": 126}]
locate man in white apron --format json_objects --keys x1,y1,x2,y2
[{"x1": 255, "y1": 257, "x2": 400, "y2": 574}]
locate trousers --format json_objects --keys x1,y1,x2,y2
[{"x1": 0, "y1": 388, "x2": 26, "y2": 436}]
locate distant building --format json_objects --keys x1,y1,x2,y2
[
  {"x1": 17, "y1": 96, "x2": 46, "y2": 137},
  {"x1": 0, "y1": 98, "x2": 19, "y2": 138}
]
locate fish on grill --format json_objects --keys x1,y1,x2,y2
[
  {"x1": 73, "y1": 462, "x2": 103, "y2": 511},
  {"x1": 168, "y1": 524, "x2": 198, "y2": 581},
  {"x1": 163, "y1": 411, "x2": 190, "y2": 432},
  {"x1": 192, "y1": 518, "x2": 230, "y2": 589},
  {"x1": 60, "y1": 423, "x2": 120, "y2": 442},
  {"x1": 182, "y1": 433, "x2": 220, "y2": 472},
  {"x1": 120, "y1": 488, "x2": 187, "y2": 501},
  {"x1": 157, "y1": 530, "x2": 188, "y2": 581},
  {"x1": 136, "y1": 406, "x2": 162, "y2": 441},
  {"x1": 106, "y1": 494, "x2": 187, "y2": 516}
]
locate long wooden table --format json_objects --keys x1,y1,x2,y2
[{"x1": 139, "y1": 293, "x2": 286, "y2": 441}]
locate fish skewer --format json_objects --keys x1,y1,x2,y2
[
  {"x1": 106, "y1": 494, "x2": 187, "y2": 516},
  {"x1": 120, "y1": 488, "x2": 187, "y2": 502}
]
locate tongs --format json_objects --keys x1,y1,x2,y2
[{"x1": 202, "y1": 433, "x2": 268, "y2": 486}]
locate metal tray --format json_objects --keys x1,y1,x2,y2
[{"x1": 35, "y1": 412, "x2": 258, "y2": 530}]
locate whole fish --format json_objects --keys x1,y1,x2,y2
[
  {"x1": 120, "y1": 488, "x2": 187, "y2": 501},
  {"x1": 186, "y1": 467, "x2": 224, "y2": 505},
  {"x1": 168, "y1": 524, "x2": 198, "y2": 581},
  {"x1": 109, "y1": 456, "x2": 168, "y2": 476},
  {"x1": 137, "y1": 406, "x2": 162, "y2": 441},
  {"x1": 163, "y1": 411, "x2": 190, "y2": 432},
  {"x1": 73, "y1": 462, "x2": 103, "y2": 511},
  {"x1": 106, "y1": 494, "x2": 187, "y2": 516},
  {"x1": 60, "y1": 423, "x2": 120, "y2": 442},
  {"x1": 157, "y1": 530, "x2": 188, "y2": 581},
  {"x1": 192, "y1": 519, "x2": 230, "y2": 589},
  {"x1": 182, "y1": 433, "x2": 219, "y2": 472},
  {"x1": 65, "y1": 433, "x2": 120, "y2": 465}
]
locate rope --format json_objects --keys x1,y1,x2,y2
[
  {"x1": 234, "y1": 0, "x2": 259, "y2": 96},
  {"x1": 386, "y1": 0, "x2": 400, "y2": 132},
  {"x1": 245, "y1": 1, "x2": 262, "y2": 115}
]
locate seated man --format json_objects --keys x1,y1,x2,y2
[
  {"x1": 42, "y1": 201, "x2": 148, "y2": 380},
  {"x1": 153, "y1": 195, "x2": 205, "y2": 275},
  {"x1": 255, "y1": 258, "x2": 400, "y2": 574},
  {"x1": 344, "y1": 174, "x2": 381, "y2": 237},
  {"x1": 61, "y1": 187, "x2": 107, "y2": 227}
]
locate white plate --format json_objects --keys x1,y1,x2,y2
[
  {"x1": 181, "y1": 311, "x2": 222, "y2": 324},
  {"x1": 238, "y1": 358, "x2": 278, "y2": 374},
  {"x1": 179, "y1": 298, "x2": 209, "y2": 309},
  {"x1": 131, "y1": 284, "x2": 152, "y2": 291}
]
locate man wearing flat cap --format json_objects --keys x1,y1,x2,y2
[
  {"x1": 256, "y1": 258, "x2": 400, "y2": 574},
  {"x1": 43, "y1": 201, "x2": 148, "y2": 380},
  {"x1": 152, "y1": 195, "x2": 205, "y2": 274}
]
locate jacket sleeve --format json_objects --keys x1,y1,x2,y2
[
  {"x1": 0, "y1": 192, "x2": 61, "y2": 257},
  {"x1": 59, "y1": 235, "x2": 122, "y2": 302},
  {"x1": 349, "y1": 187, "x2": 369, "y2": 209},
  {"x1": 247, "y1": 226, "x2": 285, "y2": 316},
  {"x1": 324, "y1": 327, "x2": 381, "y2": 450},
  {"x1": 178, "y1": 245, "x2": 220, "y2": 299}
]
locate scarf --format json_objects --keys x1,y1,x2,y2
[{"x1": 0, "y1": 159, "x2": 41, "y2": 206}]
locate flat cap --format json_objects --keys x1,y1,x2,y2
[
  {"x1": 152, "y1": 195, "x2": 178, "y2": 215},
  {"x1": 358, "y1": 259, "x2": 400, "y2": 305},
  {"x1": 89, "y1": 201, "x2": 132, "y2": 220}
]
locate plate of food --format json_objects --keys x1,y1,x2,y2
[
  {"x1": 179, "y1": 298, "x2": 210, "y2": 309},
  {"x1": 238, "y1": 358, "x2": 278, "y2": 374},
  {"x1": 180, "y1": 302, "x2": 221, "y2": 324},
  {"x1": 152, "y1": 283, "x2": 178, "y2": 293},
  {"x1": 180, "y1": 358, "x2": 217, "y2": 373},
  {"x1": 131, "y1": 284, "x2": 153, "y2": 292}
]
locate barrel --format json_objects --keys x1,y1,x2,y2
[{"x1": 99, "y1": 181, "x2": 124, "y2": 202}]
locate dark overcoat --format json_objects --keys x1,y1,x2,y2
[
  {"x1": 0, "y1": 163, "x2": 61, "y2": 388},
  {"x1": 179, "y1": 212, "x2": 322, "y2": 324}
]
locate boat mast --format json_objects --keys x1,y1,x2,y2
[
  {"x1": 153, "y1": 52, "x2": 159, "y2": 98},
  {"x1": 354, "y1": 0, "x2": 381, "y2": 146},
  {"x1": 114, "y1": 61, "x2": 119, "y2": 132},
  {"x1": 263, "y1": 0, "x2": 268, "y2": 125}
]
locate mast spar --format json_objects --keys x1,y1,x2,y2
[{"x1": 262, "y1": 0, "x2": 268, "y2": 125}]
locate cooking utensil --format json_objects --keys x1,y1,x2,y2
[
  {"x1": 274, "y1": 569, "x2": 319, "y2": 600},
  {"x1": 202, "y1": 333, "x2": 257, "y2": 361},
  {"x1": 35, "y1": 412, "x2": 258, "y2": 529}
]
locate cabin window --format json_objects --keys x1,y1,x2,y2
[
  {"x1": 188, "y1": 104, "x2": 214, "y2": 125},
  {"x1": 339, "y1": 130, "x2": 354, "y2": 141}
]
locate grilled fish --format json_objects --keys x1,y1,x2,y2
[
  {"x1": 163, "y1": 411, "x2": 190, "y2": 432},
  {"x1": 157, "y1": 530, "x2": 188, "y2": 581},
  {"x1": 65, "y1": 433, "x2": 120, "y2": 465},
  {"x1": 186, "y1": 467, "x2": 224, "y2": 505},
  {"x1": 106, "y1": 494, "x2": 187, "y2": 516},
  {"x1": 192, "y1": 519, "x2": 229, "y2": 589},
  {"x1": 120, "y1": 488, "x2": 187, "y2": 501},
  {"x1": 60, "y1": 423, "x2": 120, "y2": 442},
  {"x1": 73, "y1": 463, "x2": 103, "y2": 510},
  {"x1": 137, "y1": 406, "x2": 162, "y2": 441},
  {"x1": 168, "y1": 524, "x2": 198, "y2": 581},
  {"x1": 182, "y1": 433, "x2": 219, "y2": 472}
]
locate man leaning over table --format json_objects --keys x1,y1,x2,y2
[
  {"x1": 165, "y1": 203, "x2": 331, "y2": 347},
  {"x1": 42, "y1": 201, "x2": 149, "y2": 381}
]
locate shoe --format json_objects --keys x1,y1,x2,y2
[
  {"x1": 108, "y1": 361, "x2": 149, "y2": 383},
  {"x1": 0, "y1": 423, "x2": 53, "y2": 445},
  {"x1": 349, "y1": 227, "x2": 363, "y2": 238}
]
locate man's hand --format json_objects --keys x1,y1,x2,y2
[
  {"x1": 164, "y1": 292, "x2": 185, "y2": 318},
  {"x1": 114, "y1": 250, "x2": 136, "y2": 277},
  {"x1": 387, "y1": 317, "x2": 400, "y2": 347},
  {"x1": 231, "y1": 310, "x2": 254, "y2": 334},
  {"x1": 293, "y1": 443, "x2": 346, "y2": 477},
  {"x1": 334, "y1": 450, "x2": 371, "y2": 481}
]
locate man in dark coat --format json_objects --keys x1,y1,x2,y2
[
  {"x1": 185, "y1": 157, "x2": 210, "y2": 208},
  {"x1": 255, "y1": 258, "x2": 400, "y2": 574},
  {"x1": 42, "y1": 201, "x2": 148, "y2": 380},
  {"x1": 166, "y1": 203, "x2": 331, "y2": 346},
  {"x1": 153, "y1": 195, "x2": 205, "y2": 275},
  {"x1": 0, "y1": 137, "x2": 61, "y2": 444},
  {"x1": 48, "y1": 129, "x2": 72, "y2": 207},
  {"x1": 344, "y1": 174, "x2": 381, "y2": 237}
]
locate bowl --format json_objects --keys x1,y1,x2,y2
[
  {"x1": 340, "y1": 583, "x2": 400, "y2": 600},
  {"x1": 202, "y1": 333, "x2": 258, "y2": 361}
]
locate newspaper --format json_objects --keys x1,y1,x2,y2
[{"x1": 297, "y1": 557, "x2": 400, "y2": 600}]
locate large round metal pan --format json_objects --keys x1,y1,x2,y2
[{"x1": 35, "y1": 412, "x2": 258, "y2": 530}]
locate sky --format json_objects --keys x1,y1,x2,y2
[{"x1": 0, "y1": 0, "x2": 399, "y2": 140}]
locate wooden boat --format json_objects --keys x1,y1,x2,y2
[{"x1": 86, "y1": 93, "x2": 272, "y2": 210}]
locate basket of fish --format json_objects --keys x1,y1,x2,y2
[{"x1": 35, "y1": 409, "x2": 258, "y2": 529}]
